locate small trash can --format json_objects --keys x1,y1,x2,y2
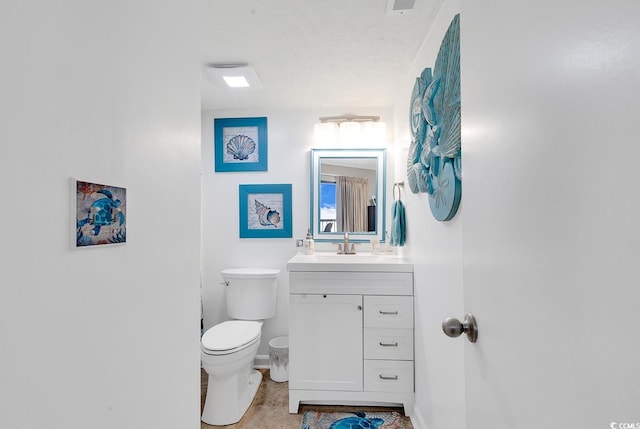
[{"x1": 268, "y1": 336, "x2": 289, "y2": 382}]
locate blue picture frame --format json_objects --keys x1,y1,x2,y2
[
  {"x1": 239, "y1": 184, "x2": 292, "y2": 238},
  {"x1": 215, "y1": 117, "x2": 268, "y2": 172}
]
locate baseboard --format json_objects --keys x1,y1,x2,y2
[
  {"x1": 410, "y1": 406, "x2": 427, "y2": 429},
  {"x1": 254, "y1": 354, "x2": 270, "y2": 369}
]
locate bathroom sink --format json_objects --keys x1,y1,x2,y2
[{"x1": 287, "y1": 252, "x2": 412, "y2": 272}]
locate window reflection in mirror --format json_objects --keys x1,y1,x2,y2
[
  {"x1": 310, "y1": 149, "x2": 386, "y2": 242},
  {"x1": 320, "y1": 158, "x2": 377, "y2": 233}
]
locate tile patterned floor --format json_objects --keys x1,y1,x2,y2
[{"x1": 201, "y1": 369, "x2": 413, "y2": 429}]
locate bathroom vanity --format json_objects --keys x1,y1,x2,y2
[{"x1": 287, "y1": 253, "x2": 414, "y2": 415}]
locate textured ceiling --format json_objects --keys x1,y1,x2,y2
[{"x1": 201, "y1": 0, "x2": 443, "y2": 110}]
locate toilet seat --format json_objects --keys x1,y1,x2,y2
[{"x1": 201, "y1": 320, "x2": 261, "y2": 355}]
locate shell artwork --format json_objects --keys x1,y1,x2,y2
[
  {"x1": 421, "y1": 77, "x2": 440, "y2": 126},
  {"x1": 405, "y1": 14, "x2": 461, "y2": 222},
  {"x1": 254, "y1": 199, "x2": 281, "y2": 227},
  {"x1": 406, "y1": 136, "x2": 422, "y2": 194},
  {"x1": 454, "y1": 153, "x2": 462, "y2": 181},
  {"x1": 226, "y1": 134, "x2": 256, "y2": 161}
]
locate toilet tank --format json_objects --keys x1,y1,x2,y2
[{"x1": 221, "y1": 268, "x2": 280, "y2": 320}]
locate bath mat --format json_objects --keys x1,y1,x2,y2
[{"x1": 301, "y1": 410, "x2": 404, "y2": 429}]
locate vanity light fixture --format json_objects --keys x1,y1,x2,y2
[
  {"x1": 313, "y1": 122, "x2": 338, "y2": 145},
  {"x1": 338, "y1": 121, "x2": 362, "y2": 144},
  {"x1": 313, "y1": 115, "x2": 386, "y2": 146},
  {"x1": 206, "y1": 63, "x2": 263, "y2": 89}
]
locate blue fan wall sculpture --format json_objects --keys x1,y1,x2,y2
[{"x1": 406, "y1": 14, "x2": 461, "y2": 221}]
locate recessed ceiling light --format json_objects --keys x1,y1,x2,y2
[
  {"x1": 223, "y1": 76, "x2": 250, "y2": 88},
  {"x1": 206, "y1": 63, "x2": 263, "y2": 89}
]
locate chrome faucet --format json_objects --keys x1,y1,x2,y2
[{"x1": 337, "y1": 232, "x2": 356, "y2": 254}]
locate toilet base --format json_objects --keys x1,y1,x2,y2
[{"x1": 201, "y1": 367, "x2": 262, "y2": 425}]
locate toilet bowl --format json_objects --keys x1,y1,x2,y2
[
  {"x1": 201, "y1": 320, "x2": 263, "y2": 425},
  {"x1": 200, "y1": 268, "x2": 279, "y2": 426}
]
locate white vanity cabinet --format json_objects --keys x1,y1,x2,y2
[{"x1": 287, "y1": 254, "x2": 414, "y2": 415}]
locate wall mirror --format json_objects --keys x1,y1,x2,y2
[{"x1": 310, "y1": 148, "x2": 386, "y2": 242}]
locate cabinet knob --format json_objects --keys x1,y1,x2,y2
[{"x1": 357, "y1": 305, "x2": 362, "y2": 311}]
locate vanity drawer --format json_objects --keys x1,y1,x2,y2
[
  {"x1": 364, "y1": 360, "x2": 414, "y2": 393},
  {"x1": 364, "y1": 296, "x2": 413, "y2": 328},
  {"x1": 364, "y1": 328, "x2": 413, "y2": 360},
  {"x1": 289, "y1": 272, "x2": 413, "y2": 295}
]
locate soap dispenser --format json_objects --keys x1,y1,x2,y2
[{"x1": 304, "y1": 229, "x2": 315, "y2": 255}]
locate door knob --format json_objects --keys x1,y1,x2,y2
[{"x1": 442, "y1": 313, "x2": 478, "y2": 343}]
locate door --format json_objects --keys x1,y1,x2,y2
[{"x1": 461, "y1": 1, "x2": 640, "y2": 427}]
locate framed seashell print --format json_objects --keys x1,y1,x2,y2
[
  {"x1": 214, "y1": 117, "x2": 268, "y2": 172},
  {"x1": 239, "y1": 184, "x2": 292, "y2": 238}
]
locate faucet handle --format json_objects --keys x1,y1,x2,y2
[
  {"x1": 350, "y1": 244, "x2": 356, "y2": 254},
  {"x1": 337, "y1": 243, "x2": 344, "y2": 254}
]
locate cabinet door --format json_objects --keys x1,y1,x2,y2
[{"x1": 289, "y1": 294, "x2": 363, "y2": 391}]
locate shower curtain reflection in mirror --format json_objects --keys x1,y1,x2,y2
[
  {"x1": 311, "y1": 148, "x2": 386, "y2": 243},
  {"x1": 336, "y1": 176, "x2": 368, "y2": 232}
]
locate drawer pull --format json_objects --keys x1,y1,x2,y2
[
  {"x1": 379, "y1": 374, "x2": 399, "y2": 381},
  {"x1": 379, "y1": 310, "x2": 399, "y2": 315},
  {"x1": 379, "y1": 341, "x2": 399, "y2": 347}
]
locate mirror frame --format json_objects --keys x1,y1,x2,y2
[{"x1": 310, "y1": 148, "x2": 386, "y2": 243}]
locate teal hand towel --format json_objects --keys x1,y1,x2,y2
[{"x1": 389, "y1": 199, "x2": 406, "y2": 246}]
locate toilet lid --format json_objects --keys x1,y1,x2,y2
[
  {"x1": 201, "y1": 320, "x2": 261, "y2": 352},
  {"x1": 221, "y1": 268, "x2": 280, "y2": 279}
]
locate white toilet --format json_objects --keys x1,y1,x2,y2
[{"x1": 200, "y1": 267, "x2": 279, "y2": 426}]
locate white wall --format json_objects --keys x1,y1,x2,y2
[
  {"x1": 391, "y1": 1, "x2": 464, "y2": 428},
  {"x1": 0, "y1": 2, "x2": 202, "y2": 429},
  {"x1": 201, "y1": 107, "x2": 393, "y2": 358}
]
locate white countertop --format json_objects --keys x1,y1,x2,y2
[{"x1": 287, "y1": 252, "x2": 413, "y2": 272}]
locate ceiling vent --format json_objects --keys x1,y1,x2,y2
[{"x1": 385, "y1": 0, "x2": 416, "y2": 15}]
